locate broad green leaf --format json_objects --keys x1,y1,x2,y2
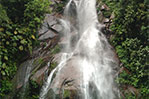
[
  {"x1": 19, "y1": 46, "x2": 23, "y2": 51},
  {"x1": 4, "y1": 56, "x2": 8, "y2": 60},
  {"x1": 1, "y1": 71, "x2": 5, "y2": 75}
]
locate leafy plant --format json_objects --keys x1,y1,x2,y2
[
  {"x1": 0, "y1": 0, "x2": 51, "y2": 97},
  {"x1": 50, "y1": 45, "x2": 61, "y2": 55},
  {"x1": 101, "y1": 0, "x2": 149, "y2": 98}
]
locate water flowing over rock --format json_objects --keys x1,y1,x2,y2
[
  {"x1": 39, "y1": 0, "x2": 119, "y2": 99},
  {"x1": 5, "y1": 13, "x2": 61, "y2": 98}
]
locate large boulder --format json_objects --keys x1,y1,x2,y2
[
  {"x1": 38, "y1": 14, "x2": 63, "y2": 41},
  {"x1": 38, "y1": 30, "x2": 57, "y2": 41},
  {"x1": 50, "y1": 56, "x2": 83, "y2": 93}
]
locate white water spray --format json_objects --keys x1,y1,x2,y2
[{"x1": 40, "y1": 0, "x2": 119, "y2": 99}]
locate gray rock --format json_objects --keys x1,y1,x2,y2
[
  {"x1": 38, "y1": 14, "x2": 58, "y2": 36},
  {"x1": 38, "y1": 30, "x2": 57, "y2": 41},
  {"x1": 50, "y1": 56, "x2": 83, "y2": 92},
  {"x1": 104, "y1": 18, "x2": 110, "y2": 23},
  {"x1": 51, "y1": 24, "x2": 63, "y2": 33},
  {"x1": 16, "y1": 60, "x2": 34, "y2": 89},
  {"x1": 45, "y1": 14, "x2": 57, "y2": 26},
  {"x1": 38, "y1": 22, "x2": 49, "y2": 36}
]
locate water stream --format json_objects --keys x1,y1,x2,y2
[{"x1": 40, "y1": 0, "x2": 119, "y2": 99}]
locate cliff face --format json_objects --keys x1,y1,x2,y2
[
  {"x1": 6, "y1": 12, "x2": 61, "y2": 98},
  {"x1": 6, "y1": 1, "x2": 120, "y2": 99},
  {"x1": 3, "y1": 0, "x2": 148, "y2": 98}
]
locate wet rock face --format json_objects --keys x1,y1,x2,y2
[
  {"x1": 30, "y1": 65, "x2": 48, "y2": 85},
  {"x1": 9, "y1": 2, "x2": 120, "y2": 98},
  {"x1": 46, "y1": 56, "x2": 84, "y2": 98},
  {"x1": 37, "y1": 2, "x2": 119, "y2": 97},
  {"x1": 51, "y1": 58, "x2": 82, "y2": 91},
  {"x1": 15, "y1": 60, "x2": 33, "y2": 89},
  {"x1": 7, "y1": 13, "x2": 63, "y2": 99},
  {"x1": 46, "y1": 89, "x2": 81, "y2": 99}
]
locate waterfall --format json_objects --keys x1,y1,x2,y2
[{"x1": 40, "y1": 0, "x2": 119, "y2": 99}]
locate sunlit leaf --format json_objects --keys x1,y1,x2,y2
[{"x1": 19, "y1": 46, "x2": 23, "y2": 51}]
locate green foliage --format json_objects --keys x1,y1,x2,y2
[
  {"x1": 102, "y1": 10, "x2": 112, "y2": 18},
  {"x1": 24, "y1": 0, "x2": 51, "y2": 28},
  {"x1": 26, "y1": 80, "x2": 40, "y2": 99},
  {"x1": 53, "y1": 0, "x2": 68, "y2": 13},
  {"x1": 63, "y1": 90, "x2": 71, "y2": 98},
  {"x1": 101, "y1": 0, "x2": 149, "y2": 98},
  {"x1": 51, "y1": 62, "x2": 58, "y2": 70},
  {"x1": 0, "y1": 80, "x2": 12, "y2": 97},
  {"x1": 50, "y1": 45, "x2": 61, "y2": 55},
  {"x1": 0, "y1": 4, "x2": 9, "y2": 24},
  {"x1": 0, "y1": 0, "x2": 51, "y2": 97},
  {"x1": 17, "y1": 80, "x2": 40, "y2": 99}
]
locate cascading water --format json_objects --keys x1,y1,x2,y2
[{"x1": 40, "y1": 0, "x2": 119, "y2": 99}]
